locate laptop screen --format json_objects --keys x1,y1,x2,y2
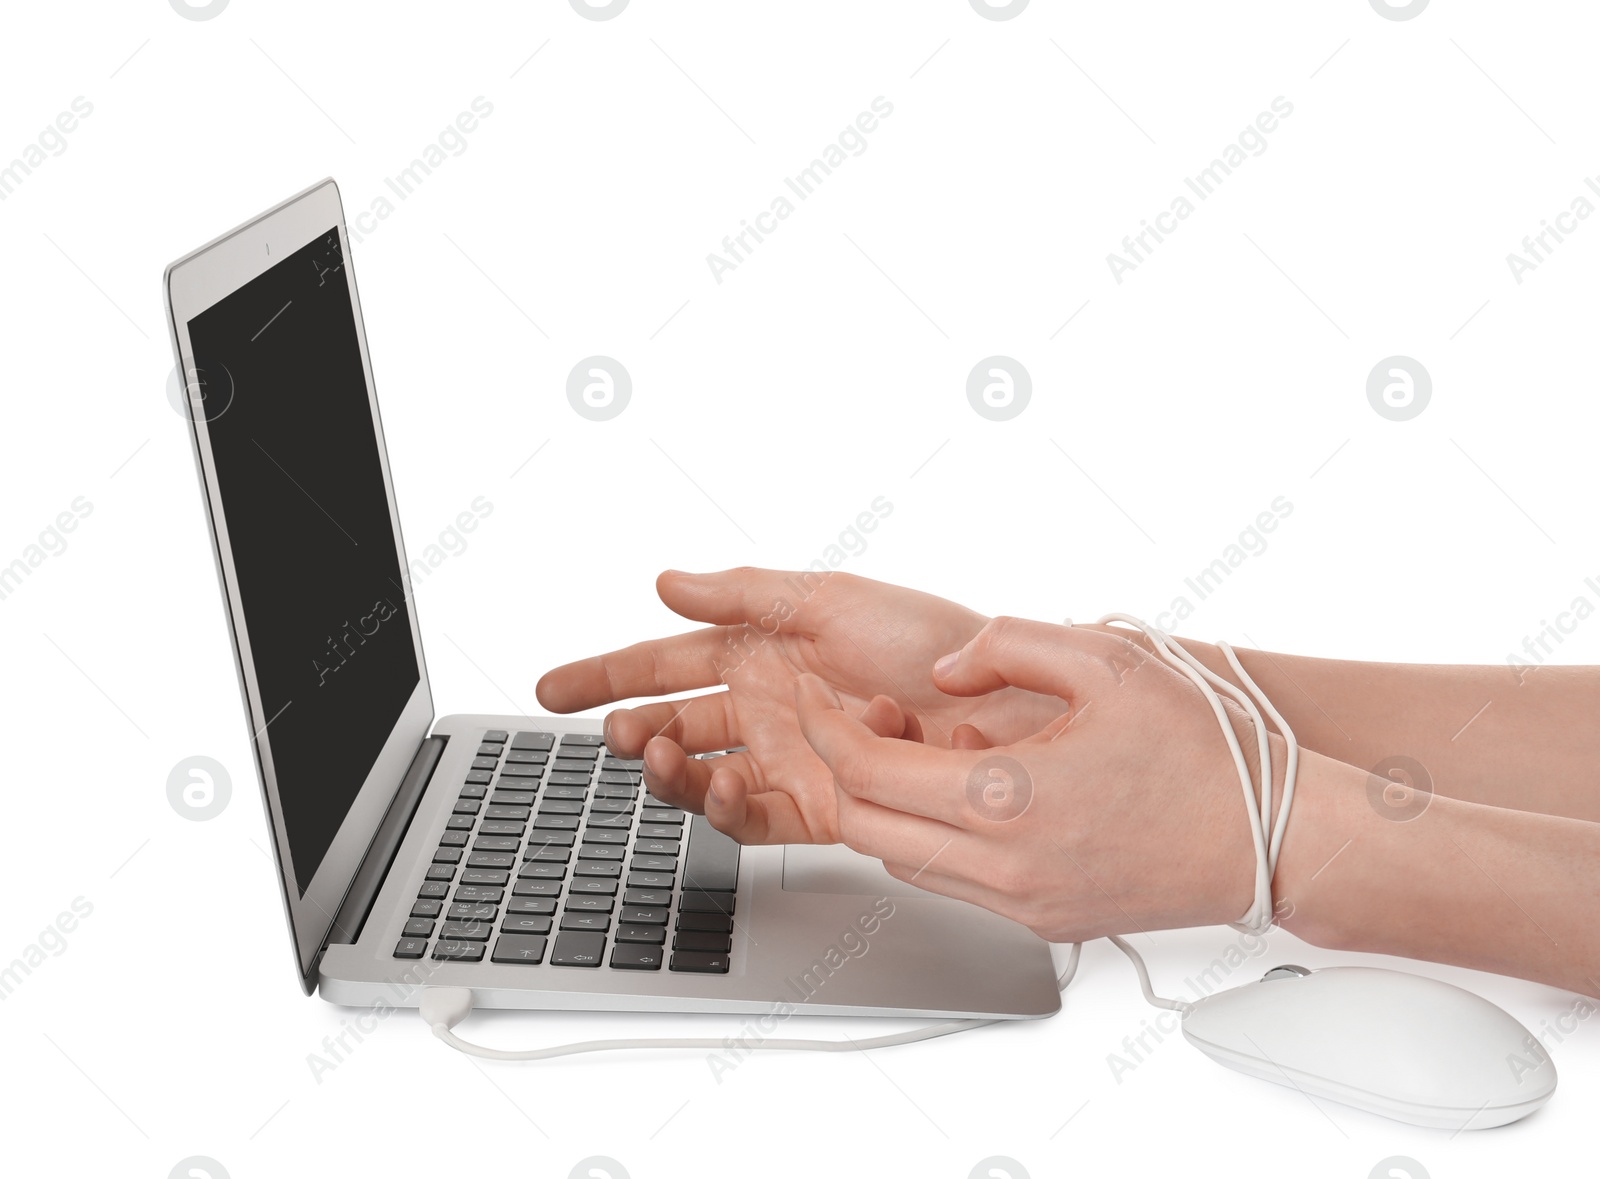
[{"x1": 186, "y1": 226, "x2": 419, "y2": 896}]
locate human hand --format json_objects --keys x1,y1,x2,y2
[
  {"x1": 534, "y1": 568, "x2": 1069, "y2": 844},
  {"x1": 792, "y1": 616, "x2": 1269, "y2": 940}
]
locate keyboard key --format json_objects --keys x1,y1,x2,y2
[
  {"x1": 575, "y1": 860, "x2": 622, "y2": 879},
  {"x1": 417, "y1": 881, "x2": 449, "y2": 899},
  {"x1": 510, "y1": 731, "x2": 555, "y2": 750},
  {"x1": 500, "y1": 914, "x2": 553, "y2": 935},
  {"x1": 452, "y1": 800, "x2": 481, "y2": 815},
  {"x1": 597, "y1": 772, "x2": 639, "y2": 787},
  {"x1": 568, "y1": 879, "x2": 618, "y2": 896},
  {"x1": 492, "y1": 933, "x2": 547, "y2": 964},
  {"x1": 624, "y1": 888, "x2": 672, "y2": 907},
  {"x1": 603, "y1": 757, "x2": 645, "y2": 771},
  {"x1": 620, "y1": 906, "x2": 668, "y2": 925},
  {"x1": 610, "y1": 943, "x2": 663, "y2": 970},
  {"x1": 630, "y1": 855, "x2": 677, "y2": 873},
  {"x1": 534, "y1": 814, "x2": 581, "y2": 830},
  {"x1": 446, "y1": 815, "x2": 475, "y2": 831},
  {"x1": 485, "y1": 805, "x2": 530, "y2": 821},
  {"x1": 676, "y1": 911, "x2": 734, "y2": 932},
  {"x1": 526, "y1": 830, "x2": 576, "y2": 848},
  {"x1": 498, "y1": 763, "x2": 541, "y2": 778},
  {"x1": 543, "y1": 785, "x2": 588, "y2": 801},
  {"x1": 550, "y1": 930, "x2": 605, "y2": 966},
  {"x1": 546, "y1": 772, "x2": 592, "y2": 788},
  {"x1": 464, "y1": 770, "x2": 493, "y2": 785},
  {"x1": 539, "y1": 799, "x2": 585, "y2": 816},
  {"x1": 584, "y1": 829, "x2": 629, "y2": 845},
  {"x1": 477, "y1": 742, "x2": 505, "y2": 758},
  {"x1": 426, "y1": 865, "x2": 456, "y2": 882},
  {"x1": 433, "y1": 847, "x2": 463, "y2": 864},
  {"x1": 467, "y1": 852, "x2": 516, "y2": 869},
  {"x1": 642, "y1": 808, "x2": 685, "y2": 825},
  {"x1": 669, "y1": 950, "x2": 729, "y2": 973},
  {"x1": 524, "y1": 845, "x2": 572, "y2": 863},
  {"x1": 441, "y1": 921, "x2": 492, "y2": 941},
  {"x1": 628, "y1": 871, "x2": 674, "y2": 890},
  {"x1": 460, "y1": 869, "x2": 509, "y2": 886},
  {"x1": 584, "y1": 814, "x2": 632, "y2": 830},
  {"x1": 551, "y1": 758, "x2": 595, "y2": 774},
  {"x1": 564, "y1": 894, "x2": 615, "y2": 913},
  {"x1": 454, "y1": 885, "x2": 503, "y2": 904},
  {"x1": 491, "y1": 790, "x2": 535, "y2": 806},
  {"x1": 674, "y1": 929, "x2": 731, "y2": 953},
  {"x1": 513, "y1": 879, "x2": 563, "y2": 897},
  {"x1": 432, "y1": 940, "x2": 485, "y2": 962},
  {"x1": 594, "y1": 783, "x2": 637, "y2": 799},
  {"x1": 507, "y1": 897, "x2": 557, "y2": 916},
  {"x1": 635, "y1": 839, "x2": 680, "y2": 857},
  {"x1": 479, "y1": 820, "x2": 526, "y2": 838},
  {"x1": 483, "y1": 729, "x2": 510, "y2": 744},
  {"x1": 403, "y1": 918, "x2": 436, "y2": 938},
  {"x1": 411, "y1": 899, "x2": 443, "y2": 918},
  {"x1": 394, "y1": 938, "x2": 427, "y2": 959},
  {"x1": 458, "y1": 784, "x2": 488, "y2": 800},
  {"x1": 591, "y1": 799, "x2": 635, "y2": 815},
  {"x1": 560, "y1": 912, "x2": 611, "y2": 933},
  {"x1": 637, "y1": 824, "x2": 682, "y2": 840},
  {"x1": 505, "y1": 749, "x2": 548, "y2": 764},
  {"x1": 559, "y1": 734, "x2": 603, "y2": 748},
  {"x1": 683, "y1": 815, "x2": 740, "y2": 892},
  {"x1": 439, "y1": 830, "x2": 469, "y2": 848},
  {"x1": 678, "y1": 891, "x2": 734, "y2": 915},
  {"x1": 518, "y1": 862, "x2": 566, "y2": 880},
  {"x1": 616, "y1": 924, "x2": 666, "y2": 944},
  {"x1": 578, "y1": 843, "x2": 624, "y2": 862},
  {"x1": 472, "y1": 757, "x2": 499, "y2": 771},
  {"x1": 474, "y1": 836, "x2": 519, "y2": 852},
  {"x1": 448, "y1": 903, "x2": 498, "y2": 922}
]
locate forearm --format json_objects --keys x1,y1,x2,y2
[
  {"x1": 1274, "y1": 748, "x2": 1600, "y2": 997},
  {"x1": 1127, "y1": 629, "x2": 1600, "y2": 823}
]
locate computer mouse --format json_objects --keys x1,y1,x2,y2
[{"x1": 1182, "y1": 965, "x2": 1557, "y2": 1129}]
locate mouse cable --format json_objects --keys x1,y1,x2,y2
[
  {"x1": 420, "y1": 943, "x2": 1083, "y2": 1062},
  {"x1": 422, "y1": 618, "x2": 1296, "y2": 1060}
]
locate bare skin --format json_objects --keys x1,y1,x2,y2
[{"x1": 535, "y1": 567, "x2": 1600, "y2": 998}]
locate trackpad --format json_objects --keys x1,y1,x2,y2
[{"x1": 781, "y1": 843, "x2": 927, "y2": 898}]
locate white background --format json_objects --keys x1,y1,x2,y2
[{"x1": 1, "y1": 1, "x2": 1596, "y2": 1176}]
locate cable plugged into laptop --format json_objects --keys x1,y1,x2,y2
[{"x1": 421, "y1": 948, "x2": 1085, "y2": 1063}]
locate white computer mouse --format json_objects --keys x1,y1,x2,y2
[{"x1": 1182, "y1": 965, "x2": 1557, "y2": 1129}]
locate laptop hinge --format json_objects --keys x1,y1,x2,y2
[{"x1": 323, "y1": 735, "x2": 447, "y2": 951}]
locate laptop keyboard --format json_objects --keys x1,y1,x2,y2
[{"x1": 393, "y1": 729, "x2": 740, "y2": 974}]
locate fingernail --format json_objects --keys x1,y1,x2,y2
[
  {"x1": 933, "y1": 652, "x2": 959, "y2": 676},
  {"x1": 707, "y1": 782, "x2": 723, "y2": 807}
]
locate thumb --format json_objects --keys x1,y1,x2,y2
[{"x1": 932, "y1": 616, "x2": 1113, "y2": 701}]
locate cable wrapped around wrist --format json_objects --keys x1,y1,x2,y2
[{"x1": 1089, "y1": 614, "x2": 1299, "y2": 935}]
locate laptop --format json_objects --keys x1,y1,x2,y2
[{"x1": 162, "y1": 177, "x2": 1061, "y2": 1020}]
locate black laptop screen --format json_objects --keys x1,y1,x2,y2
[{"x1": 187, "y1": 227, "x2": 419, "y2": 896}]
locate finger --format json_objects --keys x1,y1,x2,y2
[
  {"x1": 832, "y1": 788, "x2": 966, "y2": 867},
  {"x1": 603, "y1": 693, "x2": 736, "y2": 758},
  {"x1": 858, "y1": 693, "x2": 919, "y2": 741},
  {"x1": 951, "y1": 722, "x2": 992, "y2": 751},
  {"x1": 644, "y1": 741, "x2": 824, "y2": 845},
  {"x1": 932, "y1": 616, "x2": 1122, "y2": 703},
  {"x1": 656, "y1": 566, "x2": 841, "y2": 636},
  {"x1": 794, "y1": 673, "x2": 974, "y2": 826},
  {"x1": 535, "y1": 626, "x2": 734, "y2": 713}
]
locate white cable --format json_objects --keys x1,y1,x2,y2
[{"x1": 422, "y1": 619, "x2": 1295, "y2": 1057}]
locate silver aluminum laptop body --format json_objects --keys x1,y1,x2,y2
[{"x1": 164, "y1": 177, "x2": 1061, "y2": 1021}]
